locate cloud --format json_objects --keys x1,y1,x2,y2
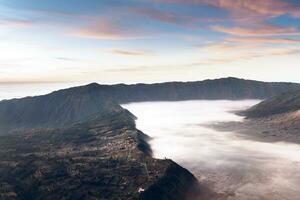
[
  {"x1": 0, "y1": 18, "x2": 34, "y2": 28},
  {"x1": 103, "y1": 66, "x2": 154, "y2": 73},
  {"x1": 226, "y1": 37, "x2": 300, "y2": 44},
  {"x1": 156, "y1": 0, "x2": 300, "y2": 18},
  {"x1": 193, "y1": 48, "x2": 300, "y2": 66},
  {"x1": 195, "y1": 38, "x2": 300, "y2": 66},
  {"x1": 103, "y1": 46, "x2": 300, "y2": 74},
  {"x1": 69, "y1": 19, "x2": 143, "y2": 40},
  {"x1": 264, "y1": 48, "x2": 300, "y2": 57},
  {"x1": 205, "y1": 0, "x2": 300, "y2": 18},
  {"x1": 152, "y1": 0, "x2": 300, "y2": 41},
  {"x1": 128, "y1": 6, "x2": 227, "y2": 29},
  {"x1": 128, "y1": 7, "x2": 201, "y2": 28},
  {"x1": 111, "y1": 49, "x2": 154, "y2": 56},
  {"x1": 129, "y1": 7, "x2": 185, "y2": 24},
  {"x1": 55, "y1": 57, "x2": 78, "y2": 61},
  {"x1": 31, "y1": 8, "x2": 83, "y2": 18},
  {"x1": 211, "y1": 25, "x2": 300, "y2": 36},
  {"x1": 199, "y1": 41, "x2": 263, "y2": 52}
]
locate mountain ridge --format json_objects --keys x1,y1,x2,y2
[{"x1": 1, "y1": 77, "x2": 299, "y2": 134}]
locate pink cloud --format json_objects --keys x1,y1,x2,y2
[
  {"x1": 155, "y1": 0, "x2": 300, "y2": 18},
  {"x1": 128, "y1": 6, "x2": 225, "y2": 28},
  {"x1": 69, "y1": 19, "x2": 144, "y2": 40},
  {"x1": 0, "y1": 18, "x2": 34, "y2": 28},
  {"x1": 129, "y1": 7, "x2": 186, "y2": 24},
  {"x1": 211, "y1": 25, "x2": 300, "y2": 36},
  {"x1": 111, "y1": 49, "x2": 154, "y2": 56},
  {"x1": 226, "y1": 37, "x2": 300, "y2": 44}
]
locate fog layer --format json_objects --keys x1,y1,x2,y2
[{"x1": 123, "y1": 100, "x2": 300, "y2": 200}]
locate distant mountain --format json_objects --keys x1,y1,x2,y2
[
  {"x1": 244, "y1": 89, "x2": 300, "y2": 118},
  {"x1": 0, "y1": 77, "x2": 299, "y2": 133},
  {"x1": 95, "y1": 77, "x2": 300, "y2": 103}
]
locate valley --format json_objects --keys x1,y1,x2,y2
[{"x1": 0, "y1": 78, "x2": 299, "y2": 200}]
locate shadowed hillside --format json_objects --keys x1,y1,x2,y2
[
  {"x1": 0, "y1": 83, "x2": 121, "y2": 133},
  {"x1": 244, "y1": 89, "x2": 300, "y2": 118}
]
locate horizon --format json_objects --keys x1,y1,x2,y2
[
  {"x1": 1, "y1": 76, "x2": 300, "y2": 86},
  {"x1": 0, "y1": 0, "x2": 300, "y2": 83},
  {"x1": 0, "y1": 76, "x2": 300, "y2": 87}
]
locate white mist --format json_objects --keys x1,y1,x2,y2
[{"x1": 123, "y1": 100, "x2": 300, "y2": 200}]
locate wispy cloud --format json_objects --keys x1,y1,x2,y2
[
  {"x1": 198, "y1": 41, "x2": 300, "y2": 65},
  {"x1": 211, "y1": 25, "x2": 300, "y2": 36},
  {"x1": 128, "y1": 7, "x2": 201, "y2": 28},
  {"x1": 155, "y1": 0, "x2": 300, "y2": 39},
  {"x1": 104, "y1": 46, "x2": 300, "y2": 74},
  {"x1": 200, "y1": 42, "x2": 263, "y2": 52},
  {"x1": 189, "y1": 48, "x2": 300, "y2": 67},
  {"x1": 69, "y1": 19, "x2": 147, "y2": 40},
  {"x1": 226, "y1": 37, "x2": 300, "y2": 44},
  {"x1": 55, "y1": 57, "x2": 78, "y2": 61},
  {"x1": 129, "y1": 7, "x2": 186, "y2": 25},
  {"x1": 205, "y1": 0, "x2": 300, "y2": 18},
  {"x1": 111, "y1": 49, "x2": 154, "y2": 56},
  {"x1": 156, "y1": 0, "x2": 300, "y2": 18},
  {"x1": 0, "y1": 18, "x2": 34, "y2": 28}
]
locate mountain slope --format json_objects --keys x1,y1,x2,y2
[
  {"x1": 244, "y1": 89, "x2": 300, "y2": 118},
  {"x1": 0, "y1": 109, "x2": 217, "y2": 200},
  {"x1": 0, "y1": 83, "x2": 121, "y2": 133},
  {"x1": 237, "y1": 89, "x2": 300, "y2": 143}
]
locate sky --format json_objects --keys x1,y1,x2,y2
[{"x1": 0, "y1": 0, "x2": 300, "y2": 84}]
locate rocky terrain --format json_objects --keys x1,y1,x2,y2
[{"x1": 0, "y1": 108, "x2": 220, "y2": 200}]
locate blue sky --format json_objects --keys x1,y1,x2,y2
[{"x1": 0, "y1": 0, "x2": 300, "y2": 83}]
